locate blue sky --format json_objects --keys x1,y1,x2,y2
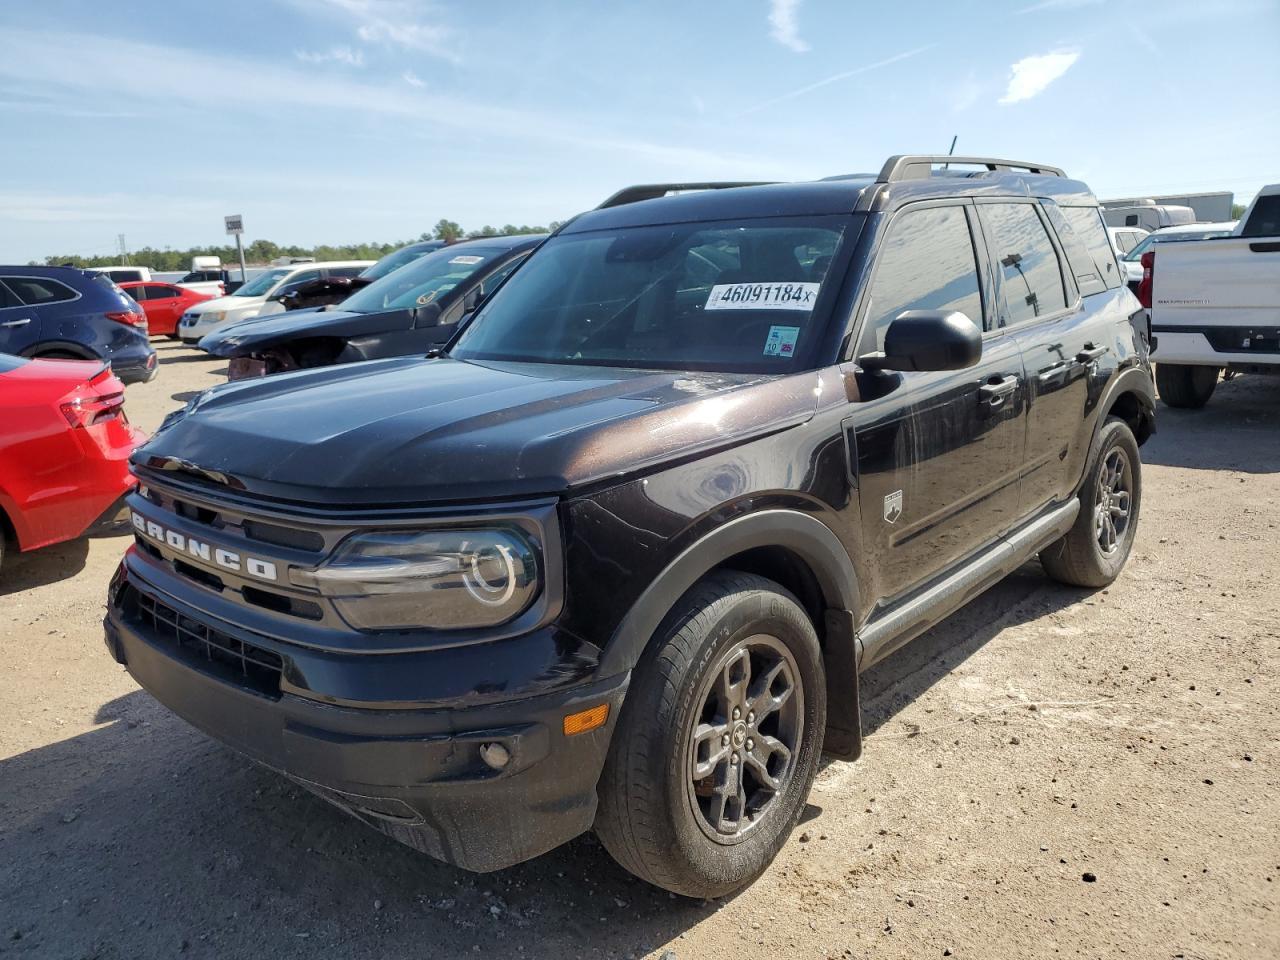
[{"x1": 1, "y1": 0, "x2": 1276, "y2": 262}]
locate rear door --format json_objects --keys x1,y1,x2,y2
[
  {"x1": 141, "y1": 283, "x2": 183, "y2": 333},
  {"x1": 847, "y1": 200, "x2": 1027, "y2": 603},
  {"x1": 976, "y1": 199, "x2": 1112, "y2": 514},
  {"x1": 0, "y1": 278, "x2": 38, "y2": 353}
]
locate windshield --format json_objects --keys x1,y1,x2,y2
[
  {"x1": 360, "y1": 243, "x2": 441, "y2": 281},
  {"x1": 343, "y1": 246, "x2": 505, "y2": 313},
  {"x1": 452, "y1": 216, "x2": 849, "y2": 374},
  {"x1": 232, "y1": 268, "x2": 291, "y2": 297},
  {"x1": 1124, "y1": 229, "x2": 1234, "y2": 260}
]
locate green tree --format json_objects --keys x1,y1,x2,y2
[
  {"x1": 1231, "y1": 203, "x2": 1247, "y2": 219},
  {"x1": 433, "y1": 219, "x2": 464, "y2": 242}
]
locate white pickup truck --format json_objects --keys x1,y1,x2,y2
[{"x1": 1147, "y1": 183, "x2": 1280, "y2": 408}]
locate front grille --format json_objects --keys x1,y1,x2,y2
[{"x1": 134, "y1": 591, "x2": 283, "y2": 699}]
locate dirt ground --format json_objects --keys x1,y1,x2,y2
[{"x1": 2, "y1": 341, "x2": 1277, "y2": 959}]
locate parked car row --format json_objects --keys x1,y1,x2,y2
[{"x1": 0, "y1": 267, "x2": 157, "y2": 383}]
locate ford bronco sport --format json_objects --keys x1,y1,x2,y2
[{"x1": 105, "y1": 155, "x2": 1156, "y2": 898}]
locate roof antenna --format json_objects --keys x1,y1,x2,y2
[{"x1": 944, "y1": 135, "x2": 958, "y2": 170}]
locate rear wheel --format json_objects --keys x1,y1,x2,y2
[
  {"x1": 595, "y1": 571, "x2": 825, "y2": 898},
  {"x1": 1041, "y1": 417, "x2": 1141, "y2": 588},
  {"x1": 33, "y1": 350, "x2": 85, "y2": 361},
  {"x1": 1155, "y1": 363, "x2": 1218, "y2": 409}
]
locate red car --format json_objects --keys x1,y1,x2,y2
[
  {"x1": 0, "y1": 354, "x2": 146, "y2": 571},
  {"x1": 118, "y1": 281, "x2": 215, "y2": 338}
]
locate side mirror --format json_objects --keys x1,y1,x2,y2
[
  {"x1": 859, "y1": 310, "x2": 982, "y2": 372},
  {"x1": 411, "y1": 301, "x2": 443, "y2": 328}
]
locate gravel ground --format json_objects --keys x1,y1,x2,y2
[{"x1": 1, "y1": 343, "x2": 1277, "y2": 959}]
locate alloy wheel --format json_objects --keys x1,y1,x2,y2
[{"x1": 686, "y1": 635, "x2": 803, "y2": 843}]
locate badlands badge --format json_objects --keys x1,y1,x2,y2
[{"x1": 883, "y1": 490, "x2": 903, "y2": 524}]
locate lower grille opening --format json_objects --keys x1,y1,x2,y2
[
  {"x1": 243, "y1": 585, "x2": 323, "y2": 621},
  {"x1": 133, "y1": 591, "x2": 283, "y2": 699}
]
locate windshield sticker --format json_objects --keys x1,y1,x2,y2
[
  {"x1": 763, "y1": 325, "x2": 800, "y2": 358},
  {"x1": 449, "y1": 255, "x2": 483, "y2": 265},
  {"x1": 705, "y1": 282, "x2": 820, "y2": 312}
]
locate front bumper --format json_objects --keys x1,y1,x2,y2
[{"x1": 104, "y1": 562, "x2": 628, "y2": 872}]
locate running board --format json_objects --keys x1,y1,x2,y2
[{"x1": 856, "y1": 500, "x2": 1080, "y2": 672}]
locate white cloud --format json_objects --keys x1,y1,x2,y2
[
  {"x1": 998, "y1": 50, "x2": 1080, "y2": 104},
  {"x1": 294, "y1": 45, "x2": 364, "y2": 66},
  {"x1": 0, "y1": 28, "x2": 763, "y2": 173},
  {"x1": 740, "y1": 45, "x2": 936, "y2": 115},
  {"x1": 402, "y1": 70, "x2": 424, "y2": 87},
  {"x1": 768, "y1": 0, "x2": 809, "y2": 53},
  {"x1": 304, "y1": 0, "x2": 459, "y2": 62}
]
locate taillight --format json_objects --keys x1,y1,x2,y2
[
  {"x1": 106, "y1": 310, "x2": 146, "y2": 327},
  {"x1": 1137, "y1": 251, "x2": 1154, "y2": 309},
  {"x1": 60, "y1": 390, "x2": 125, "y2": 428}
]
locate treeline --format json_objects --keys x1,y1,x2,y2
[{"x1": 35, "y1": 218, "x2": 560, "y2": 270}]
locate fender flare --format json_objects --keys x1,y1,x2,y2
[
  {"x1": 601, "y1": 508, "x2": 863, "y2": 760},
  {"x1": 1094, "y1": 365, "x2": 1156, "y2": 445}
]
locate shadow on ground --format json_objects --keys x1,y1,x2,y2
[
  {"x1": 0, "y1": 566, "x2": 1082, "y2": 959},
  {"x1": 0, "y1": 537, "x2": 90, "y2": 597},
  {"x1": 1143, "y1": 372, "x2": 1280, "y2": 473}
]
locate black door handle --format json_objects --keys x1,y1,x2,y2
[
  {"x1": 1075, "y1": 343, "x2": 1109, "y2": 364},
  {"x1": 978, "y1": 375, "x2": 1019, "y2": 408}
]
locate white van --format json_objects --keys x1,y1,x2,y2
[
  {"x1": 178, "y1": 260, "x2": 374, "y2": 342},
  {"x1": 88, "y1": 265, "x2": 153, "y2": 284},
  {"x1": 1102, "y1": 202, "x2": 1197, "y2": 233}
]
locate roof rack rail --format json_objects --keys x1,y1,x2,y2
[
  {"x1": 596, "y1": 182, "x2": 775, "y2": 209},
  {"x1": 878, "y1": 155, "x2": 1065, "y2": 183}
]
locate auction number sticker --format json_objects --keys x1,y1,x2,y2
[
  {"x1": 449, "y1": 255, "x2": 483, "y2": 265},
  {"x1": 705, "y1": 281, "x2": 820, "y2": 312}
]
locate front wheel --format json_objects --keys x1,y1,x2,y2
[
  {"x1": 1041, "y1": 417, "x2": 1142, "y2": 588},
  {"x1": 1155, "y1": 363, "x2": 1218, "y2": 409},
  {"x1": 595, "y1": 571, "x2": 826, "y2": 898}
]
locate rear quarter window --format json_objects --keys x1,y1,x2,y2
[
  {"x1": 4, "y1": 276, "x2": 80, "y2": 305},
  {"x1": 1241, "y1": 195, "x2": 1280, "y2": 238},
  {"x1": 1062, "y1": 207, "x2": 1122, "y2": 290},
  {"x1": 1041, "y1": 202, "x2": 1107, "y2": 297}
]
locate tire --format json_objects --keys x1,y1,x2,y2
[
  {"x1": 1040, "y1": 417, "x2": 1142, "y2": 588},
  {"x1": 1155, "y1": 363, "x2": 1218, "y2": 409},
  {"x1": 34, "y1": 350, "x2": 86, "y2": 361},
  {"x1": 595, "y1": 570, "x2": 826, "y2": 898}
]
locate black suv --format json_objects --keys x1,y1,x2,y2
[{"x1": 105, "y1": 156, "x2": 1155, "y2": 898}]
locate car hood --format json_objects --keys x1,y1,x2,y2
[
  {"x1": 199, "y1": 307, "x2": 412, "y2": 357},
  {"x1": 134, "y1": 357, "x2": 821, "y2": 505}
]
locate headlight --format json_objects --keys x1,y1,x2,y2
[
  {"x1": 298, "y1": 528, "x2": 540, "y2": 631},
  {"x1": 207, "y1": 311, "x2": 226, "y2": 323}
]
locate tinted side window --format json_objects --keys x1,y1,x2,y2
[
  {"x1": 144, "y1": 283, "x2": 176, "y2": 299},
  {"x1": 1042, "y1": 203, "x2": 1106, "y2": 296},
  {"x1": 977, "y1": 203, "x2": 1067, "y2": 327},
  {"x1": 0, "y1": 280, "x2": 23, "y2": 309},
  {"x1": 862, "y1": 205, "x2": 984, "y2": 345},
  {"x1": 277, "y1": 270, "x2": 323, "y2": 295},
  {"x1": 1241, "y1": 195, "x2": 1280, "y2": 238},
  {"x1": 4, "y1": 276, "x2": 79, "y2": 305},
  {"x1": 480, "y1": 256, "x2": 524, "y2": 297},
  {"x1": 327, "y1": 266, "x2": 365, "y2": 279}
]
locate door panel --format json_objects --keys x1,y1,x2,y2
[
  {"x1": 847, "y1": 336, "x2": 1025, "y2": 603},
  {"x1": 843, "y1": 201, "x2": 1027, "y2": 606}
]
